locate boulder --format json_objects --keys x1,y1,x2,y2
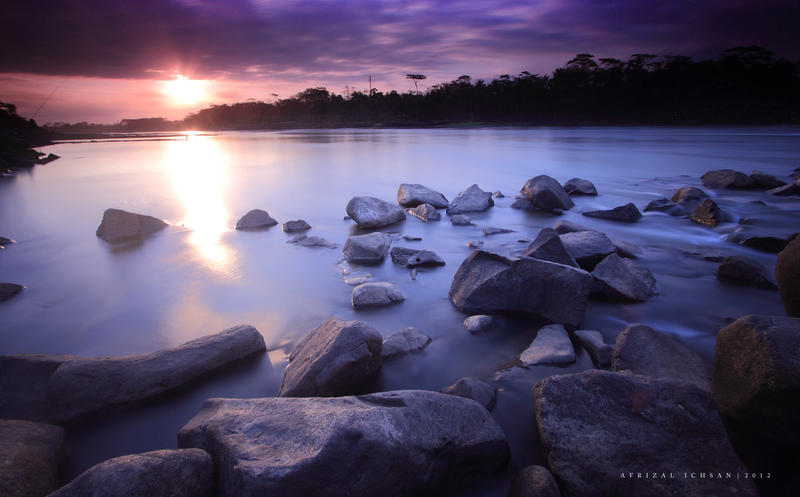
[
  {"x1": 381, "y1": 327, "x2": 431, "y2": 360},
  {"x1": 690, "y1": 198, "x2": 724, "y2": 227},
  {"x1": 48, "y1": 449, "x2": 213, "y2": 497},
  {"x1": 407, "y1": 203, "x2": 441, "y2": 222},
  {"x1": 47, "y1": 325, "x2": 266, "y2": 421},
  {"x1": 506, "y1": 465, "x2": 561, "y2": 497},
  {"x1": 346, "y1": 196, "x2": 406, "y2": 229},
  {"x1": 402, "y1": 234, "x2": 422, "y2": 242},
  {"x1": 519, "y1": 324, "x2": 575, "y2": 366},
  {"x1": 0, "y1": 420, "x2": 63, "y2": 497},
  {"x1": 389, "y1": 247, "x2": 445, "y2": 268},
  {"x1": 235, "y1": 209, "x2": 277, "y2": 230},
  {"x1": 343, "y1": 232, "x2": 391, "y2": 264},
  {"x1": 612, "y1": 324, "x2": 710, "y2": 390},
  {"x1": 509, "y1": 197, "x2": 536, "y2": 211},
  {"x1": 178, "y1": 391, "x2": 510, "y2": 497},
  {"x1": 281, "y1": 317, "x2": 382, "y2": 397},
  {"x1": 582, "y1": 203, "x2": 641, "y2": 223},
  {"x1": 749, "y1": 171, "x2": 786, "y2": 189},
  {"x1": 520, "y1": 228, "x2": 578, "y2": 267},
  {"x1": 534, "y1": 370, "x2": 757, "y2": 497},
  {"x1": 591, "y1": 254, "x2": 656, "y2": 302},
  {"x1": 396, "y1": 184, "x2": 449, "y2": 208},
  {"x1": 767, "y1": 182, "x2": 800, "y2": 196},
  {"x1": 449, "y1": 250, "x2": 592, "y2": 329},
  {"x1": 776, "y1": 237, "x2": 800, "y2": 316},
  {"x1": 482, "y1": 227, "x2": 513, "y2": 236},
  {"x1": 671, "y1": 186, "x2": 709, "y2": 211},
  {"x1": 574, "y1": 330, "x2": 612, "y2": 367},
  {"x1": 562, "y1": 178, "x2": 597, "y2": 196},
  {"x1": 558, "y1": 230, "x2": 616, "y2": 270},
  {"x1": 96, "y1": 208, "x2": 168, "y2": 242},
  {"x1": 715, "y1": 256, "x2": 776, "y2": 289},
  {"x1": 727, "y1": 227, "x2": 792, "y2": 253},
  {"x1": 446, "y1": 184, "x2": 494, "y2": 215},
  {"x1": 0, "y1": 282, "x2": 24, "y2": 302},
  {"x1": 281, "y1": 219, "x2": 311, "y2": 232},
  {"x1": 0, "y1": 354, "x2": 77, "y2": 422},
  {"x1": 643, "y1": 198, "x2": 683, "y2": 216},
  {"x1": 288, "y1": 234, "x2": 337, "y2": 248},
  {"x1": 463, "y1": 315, "x2": 493, "y2": 334},
  {"x1": 520, "y1": 176, "x2": 574, "y2": 211},
  {"x1": 552, "y1": 220, "x2": 589, "y2": 234},
  {"x1": 351, "y1": 282, "x2": 405, "y2": 309},
  {"x1": 701, "y1": 169, "x2": 754, "y2": 189},
  {"x1": 450, "y1": 214, "x2": 472, "y2": 226},
  {"x1": 493, "y1": 191, "x2": 505, "y2": 198},
  {"x1": 441, "y1": 377, "x2": 497, "y2": 410}
]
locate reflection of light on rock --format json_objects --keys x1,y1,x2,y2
[{"x1": 165, "y1": 135, "x2": 235, "y2": 274}]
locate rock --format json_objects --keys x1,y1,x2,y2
[
  {"x1": 690, "y1": 198, "x2": 724, "y2": 227},
  {"x1": 510, "y1": 197, "x2": 536, "y2": 211},
  {"x1": 493, "y1": 191, "x2": 505, "y2": 198},
  {"x1": 449, "y1": 250, "x2": 592, "y2": 329},
  {"x1": 574, "y1": 330, "x2": 612, "y2": 367},
  {"x1": 670, "y1": 186, "x2": 709, "y2": 211},
  {"x1": 534, "y1": 370, "x2": 757, "y2": 497},
  {"x1": 48, "y1": 449, "x2": 213, "y2": 497},
  {"x1": 0, "y1": 419, "x2": 63, "y2": 497},
  {"x1": 715, "y1": 256, "x2": 776, "y2": 289},
  {"x1": 0, "y1": 354, "x2": 77, "y2": 422},
  {"x1": 288, "y1": 234, "x2": 337, "y2": 248},
  {"x1": 506, "y1": 465, "x2": 561, "y2": 497},
  {"x1": 727, "y1": 227, "x2": 792, "y2": 253},
  {"x1": 451, "y1": 214, "x2": 472, "y2": 225},
  {"x1": 397, "y1": 184, "x2": 449, "y2": 208},
  {"x1": 701, "y1": 169, "x2": 754, "y2": 189},
  {"x1": 591, "y1": 254, "x2": 657, "y2": 302},
  {"x1": 520, "y1": 175, "x2": 574, "y2": 211},
  {"x1": 96, "y1": 208, "x2": 168, "y2": 242},
  {"x1": 409, "y1": 269, "x2": 417, "y2": 280},
  {"x1": 407, "y1": 203, "x2": 441, "y2": 222},
  {"x1": 178, "y1": 391, "x2": 510, "y2": 497},
  {"x1": 343, "y1": 232, "x2": 391, "y2": 264},
  {"x1": 767, "y1": 182, "x2": 800, "y2": 196},
  {"x1": 610, "y1": 238, "x2": 640, "y2": 259},
  {"x1": 37, "y1": 153, "x2": 60, "y2": 165},
  {"x1": 482, "y1": 227, "x2": 513, "y2": 236},
  {"x1": 519, "y1": 324, "x2": 576, "y2": 365},
  {"x1": 281, "y1": 219, "x2": 311, "y2": 232},
  {"x1": 402, "y1": 234, "x2": 422, "y2": 241},
  {"x1": 281, "y1": 317, "x2": 382, "y2": 397},
  {"x1": 520, "y1": 228, "x2": 578, "y2": 268},
  {"x1": 234, "y1": 209, "x2": 277, "y2": 230},
  {"x1": 389, "y1": 247, "x2": 445, "y2": 268},
  {"x1": 381, "y1": 327, "x2": 432, "y2": 360},
  {"x1": 682, "y1": 247, "x2": 731, "y2": 262},
  {"x1": 346, "y1": 196, "x2": 406, "y2": 228},
  {"x1": 463, "y1": 315, "x2": 493, "y2": 333},
  {"x1": 552, "y1": 220, "x2": 589, "y2": 234},
  {"x1": 0, "y1": 236, "x2": 15, "y2": 247},
  {"x1": 559, "y1": 230, "x2": 616, "y2": 270},
  {"x1": 441, "y1": 377, "x2": 497, "y2": 410},
  {"x1": 352, "y1": 282, "x2": 405, "y2": 309},
  {"x1": 582, "y1": 202, "x2": 641, "y2": 223},
  {"x1": 643, "y1": 198, "x2": 683, "y2": 216},
  {"x1": 612, "y1": 324, "x2": 710, "y2": 390},
  {"x1": 466, "y1": 241, "x2": 484, "y2": 249},
  {"x1": 749, "y1": 171, "x2": 786, "y2": 189},
  {"x1": 344, "y1": 275, "x2": 372, "y2": 286},
  {"x1": 0, "y1": 282, "x2": 24, "y2": 302},
  {"x1": 562, "y1": 178, "x2": 597, "y2": 196},
  {"x1": 776, "y1": 237, "x2": 800, "y2": 316},
  {"x1": 446, "y1": 184, "x2": 494, "y2": 215},
  {"x1": 47, "y1": 325, "x2": 266, "y2": 421}
]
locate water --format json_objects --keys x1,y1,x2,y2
[{"x1": 1, "y1": 127, "x2": 798, "y2": 494}]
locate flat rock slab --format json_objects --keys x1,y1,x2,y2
[
  {"x1": 397, "y1": 184, "x2": 449, "y2": 208},
  {"x1": 0, "y1": 419, "x2": 63, "y2": 497},
  {"x1": 521, "y1": 175, "x2": 574, "y2": 211},
  {"x1": 178, "y1": 391, "x2": 509, "y2": 497},
  {"x1": 343, "y1": 232, "x2": 391, "y2": 263},
  {"x1": 235, "y1": 209, "x2": 278, "y2": 230},
  {"x1": 691, "y1": 198, "x2": 724, "y2": 227},
  {"x1": 446, "y1": 184, "x2": 494, "y2": 215},
  {"x1": 701, "y1": 169, "x2": 754, "y2": 189},
  {"x1": 96, "y1": 208, "x2": 168, "y2": 242},
  {"x1": 559, "y1": 230, "x2": 617, "y2": 270},
  {"x1": 389, "y1": 247, "x2": 445, "y2": 268},
  {"x1": 346, "y1": 196, "x2": 406, "y2": 229},
  {"x1": 777, "y1": 237, "x2": 800, "y2": 316},
  {"x1": 482, "y1": 227, "x2": 513, "y2": 236},
  {"x1": 507, "y1": 465, "x2": 561, "y2": 497},
  {"x1": 574, "y1": 329, "x2": 612, "y2": 367},
  {"x1": 591, "y1": 254, "x2": 657, "y2": 302},
  {"x1": 582, "y1": 203, "x2": 641, "y2": 222},
  {"x1": 288, "y1": 235, "x2": 337, "y2": 248},
  {"x1": 519, "y1": 324, "x2": 575, "y2": 366},
  {"x1": 352, "y1": 282, "x2": 405, "y2": 309},
  {"x1": 281, "y1": 219, "x2": 311, "y2": 232},
  {"x1": 715, "y1": 255, "x2": 776, "y2": 289},
  {"x1": 49, "y1": 449, "x2": 213, "y2": 497},
  {"x1": 534, "y1": 370, "x2": 757, "y2": 497},
  {"x1": 381, "y1": 327, "x2": 431, "y2": 360},
  {"x1": 407, "y1": 203, "x2": 441, "y2": 222},
  {"x1": 563, "y1": 177, "x2": 597, "y2": 196},
  {"x1": 0, "y1": 282, "x2": 24, "y2": 302},
  {"x1": 521, "y1": 228, "x2": 578, "y2": 267},
  {"x1": 612, "y1": 324, "x2": 711, "y2": 391},
  {"x1": 441, "y1": 377, "x2": 497, "y2": 410}
]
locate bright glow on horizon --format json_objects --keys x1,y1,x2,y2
[{"x1": 163, "y1": 76, "x2": 209, "y2": 105}]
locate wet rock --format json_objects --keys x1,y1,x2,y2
[
  {"x1": 281, "y1": 219, "x2": 311, "y2": 232},
  {"x1": 344, "y1": 275, "x2": 372, "y2": 286},
  {"x1": 534, "y1": 370, "x2": 757, "y2": 497},
  {"x1": 701, "y1": 169, "x2": 754, "y2": 189},
  {"x1": 390, "y1": 247, "x2": 445, "y2": 268},
  {"x1": 381, "y1": 327, "x2": 431, "y2": 360},
  {"x1": 682, "y1": 247, "x2": 731, "y2": 262},
  {"x1": 96, "y1": 208, "x2": 168, "y2": 242},
  {"x1": 519, "y1": 324, "x2": 575, "y2": 365},
  {"x1": 671, "y1": 186, "x2": 709, "y2": 211},
  {"x1": 520, "y1": 175, "x2": 574, "y2": 211},
  {"x1": 0, "y1": 419, "x2": 63, "y2": 497},
  {"x1": 482, "y1": 227, "x2": 513, "y2": 236},
  {"x1": 715, "y1": 256, "x2": 776, "y2": 289},
  {"x1": 749, "y1": 171, "x2": 786, "y2": 189},
  {"x1": 592, "y1": 254, "x2": 657, "y2": 302},
  {"x1": 506, "y1": 465, "x2": 561, "y2": 497},
  {"x1": 343, "y1": 232, "x2": 391, "y2": 264},
  {"x1": 690, "y1": 198, "x2": 724, "y2": 227},
  {"x1": 37, "y1": 153, "x2": 60, "y2": 165},
  {"x1": 446, "y1": 184, "x2": 494, "y2": 215},
  {"x1": 0, "y1": 354, "x2": 77, "y2": 422},
  {"x1": 767, "y1": 182, "x2": 800, "y2": 196},
  {"x1": 520, "y1": 228, "x2": 578, "y2": 268},
  {"x1": 402, "y1": 234, "x2": 422, "y2": 241},
  {"x1": 396, "y1": 183, "x2": 449, "y2": 208},
  {"x1": 280, "y1": 317, "x2": 382, "y2": 397},
  {"x1": 288, "y1": 234, "x2": 337, "y2": 248},
  {"x1": 0, "y1": 282, "x2": 24, "y2": 302},
  {"x1": 352, "y1": 282, "x2": 405, "y2": 309},
  {"x1": 451, "y1": 214, "x2": 472, "y2": 225},
  {"x1": 727, "y1": 227, "x2": 792, "y2": 253},
  {"x1": 178, "y1": 391, "x2": 509, "y2": 497},
  {"x1": 441, "y1": 377, "x2": 497, "y2": 410},
  {"x1": 463, "y1": 315, "x2": 493, "y2": 334},
  {"x1": 574, "y1": 330, "x2": 612, "y2": 367},
  {"x1": 407, "y1": 203, "x2": 441, "y2": 222},
  {"x1": 510, "y1": 197, "x2": 536, "y2": 211},
  {"x1": 612, "y1": 324, "x2": 710, "y2": 390},
  {"x1": 552, "y1": 220, "x2": 589, "y2": 234},
  {"x1": 0, "y1": 236, "x2": 15, "y2": 248},
  {"x1": 235, "y1": 209, "x2": 277, "y2": 230},
  {"x1": 47, "y1": 325, "x2": 266, "y2": 421},
  {"x1": 643, "y1": 197, "x2": 683, "y2": 216},
  {"x1": 563, "y1": 177, "x2": 597, "y2": 196},
  {"x1": 493, "y1": 191, "x2": 505, "y2": 198},
  {"x1": 48, "y1": 449, "x2": 213, "y2": 497},
  {"x1": 409, "y1": 269, "x2": 417, "y2": 280},
  {"x1": 610, "y1": 238, "x2": 640, "y2": 259},
  {"x1": 466, "y1": 241, "x2": 484, "y2": 249},
  {"x1": 776, "y1": 237, "x2": 800, "y2": 316},
  {"x1": 346, "y1": 196, "x2": 406, "y2": 229},
  {"x1": 449, "y1": 250, "x2": 592, "y2": 329},
  {"x1": 559, "y1": 230, "x2": 616, "y2": 270},
  {"x1": 582, "y1": 202, "x2": 641, "y2": 223}
]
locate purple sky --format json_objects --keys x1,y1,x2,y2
[{"x1": 1, "y1": 0, "x2": 798, "y2": 123}]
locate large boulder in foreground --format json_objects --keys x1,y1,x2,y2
[
  {"x1": 715, "y1": 255, "x2": 776, "y2": 289},
  {"x1": 520, "y1": 175, "x2": 574, "y2": 211},
  {"x1": 449, "y1": 250, "x2": 592, "y2": 329},
  {"x1": 582, "y1": 203, "x2": 641, "y2": 223},
  {"x1": 446, "y1": 184, "x2": 494, "y2": 215},
  {"x1": 520, "y1": 228, "x2": 577, "y2": 267},
  {"x1": 346, "y1": 196, "x2": 406, "y2": 229},
  {"x1": 49, "y1": 449, "x2": 213, "y2": 497},
  {"x1": 776, "y1": 236, "x2": 800, "y2": 316},
  {"x1": 96, "y1": 208, "x2": 168, "y2": 243},
  {"x1": 612, "y1": 324, "x2": 710, "y2": 391},
  {"x1": 178, "y1": 391, "x2": 509, "y2": 497},
  {"x1": 701, "y1": 169, "x2": 754, "y2": 189},
  {"x1": 47, "y1": 325, "x2": 266, "y2": 421},
  {"x1": 0, "y1": 419, "x2": 63, "y2": 497},
  {"x1": 235, "y1": 209, "x2": 278, "y2": 230},
  {"x1": 591, "y1": 254, "x2": 657, "y2": 302},
  {"x1": 343, "y1": 232, "x2": 391, "y2": 264},
  {"x1": 397, "y1": 184, "x2": 449, "y2": 208},
  {"x1": 506, "y1": 465, "x2": 561, "y2": 497},
  {"x1": 280, "y1": 317, "x2": 382, "y2": 397},
  {"x1": 559, "y1": 230, "x2": 616, "y2": 270},
  {"x1": 534, "y1": 370, "x2": 757, "y2": 497}
]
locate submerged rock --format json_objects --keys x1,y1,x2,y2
[
  {"x1": 552, "y1": 220, "x2": 589, "y2": 234},
  {"x1": 450, "y1": 214, "x2": 472, "y2": 225},
  {"x1": 0, "y1": 419, "x2": 63, "y2": 497},
  {"x1": 701, "y1": 169, "x2": 754, "y2": 189},
  {"x1": 767, "y1": 181, "x2": 800, "y2": 196},
  {"x1": 463, "y1": 315, "x2": 494, "y2": 334},
  {"x1": 519, "y1": 324, "x2": 575, "y2": 366},
  {"x1": 0, "y1": 236, "x2": 15, "y2": 248},
  {"x1": 559, "y1": 230, "x2": 616, "y2": 270},
  {"x1": 346, "y1": 196, "x2": 406, "y2": 229},
  {"x1": 381, "y1": 327, "x2": 431, "y2": 360},
  {"x1": 0, "y1": 282, "x2": 24, "y2": 302},
  {"x1": 96, "y1": 208, "x2": 168, "y2": 242},
  {"x1": 466, "y1": 240, "x2": 484, "y2": 249},
  {"x1": 396, "y1": 183, "x2": 449, "y2": 208},
  {"x1": 235, "y1": 209, "x2": 277, "y2": 230},
  {"x1": 715, "y1": 255, "x2": 776, "y2": 289},
  {"x1": 482, "y1": 226, "x2": 513, "y2": 236},
  {"x1": 776, "y1": 237, "x2": 800, "y2": 316},
  {"x1": 509, "y1": 197, "x2": 537, "y2": 211},
  {"x1": 288, "y1": 234, "x2": 337, "y2": 248},
  {"x1": 178, "y1": 391, "x2": 510, "y2": 497},
  {"x1": 643, "y1": 197, "x2": 683, "y2": 216},
  {"x1": 727, "y1": 227, "x2": 792, "y2": 253},
  {"x1": 402, "y1": 234, "x2": 422, "y2": 241},
  {"x1": 610, "y1": 238, "x2": 640, "y2": 259},
  {"x1": 520, "y1": 228, "x2": 577, "y2": 268},
  {"x1": 507, "y1": 466, "x2": 561, "y2": 497},
  {"x1": 520, "y1": 175, "x2": 574, "y2": 211},
  {"x1": 563, "y1": 177, "x2": 597, "y2": 196},
  {"x1": 49, "y1": 449, "x2": 213, "y2": 497},
  {"x1": 749, "y1": 171, "x2": 786, "y2": 189},
  {"x1": 446, "y1": 184, "x2": 494, "y2": 215},
  {"x1": 690, "y1": 198, "x2": 724, "y2": 227},
  {"x1": 574, "y1": 330, "x2": 612, "y2": 368},
  {"x1": 582, "y1": 203, "x2": 641, "y2": 223},
  {"x1": 407, "y1": 203, "x2": 441, "y2": 222},
  {"x1": 390, "y1": 247, "x2": 445, "y2": 268},
  {"x1": 281, "y1": 219, "x2": 311, "y2": 232},
  {"x1": 343, "y1": 232, "x2": 391, "y2": 264},
  {"x1": 352, "y1": 282, "x2": 405, "y2": 309},
  {"x1": 441, "y1": 377, "x2": 497, "y2": 410}
]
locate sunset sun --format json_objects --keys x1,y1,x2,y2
[{"x1": 162, "y1": 75, "x2": 208, "y2": 105}]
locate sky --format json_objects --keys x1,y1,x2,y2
[{"x1": 1, "y1": 0, "x2": 798, "y2": 124}]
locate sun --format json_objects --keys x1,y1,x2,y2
[{"x1": 163, "y1": 75, "x2": 209, "y2": 105}]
